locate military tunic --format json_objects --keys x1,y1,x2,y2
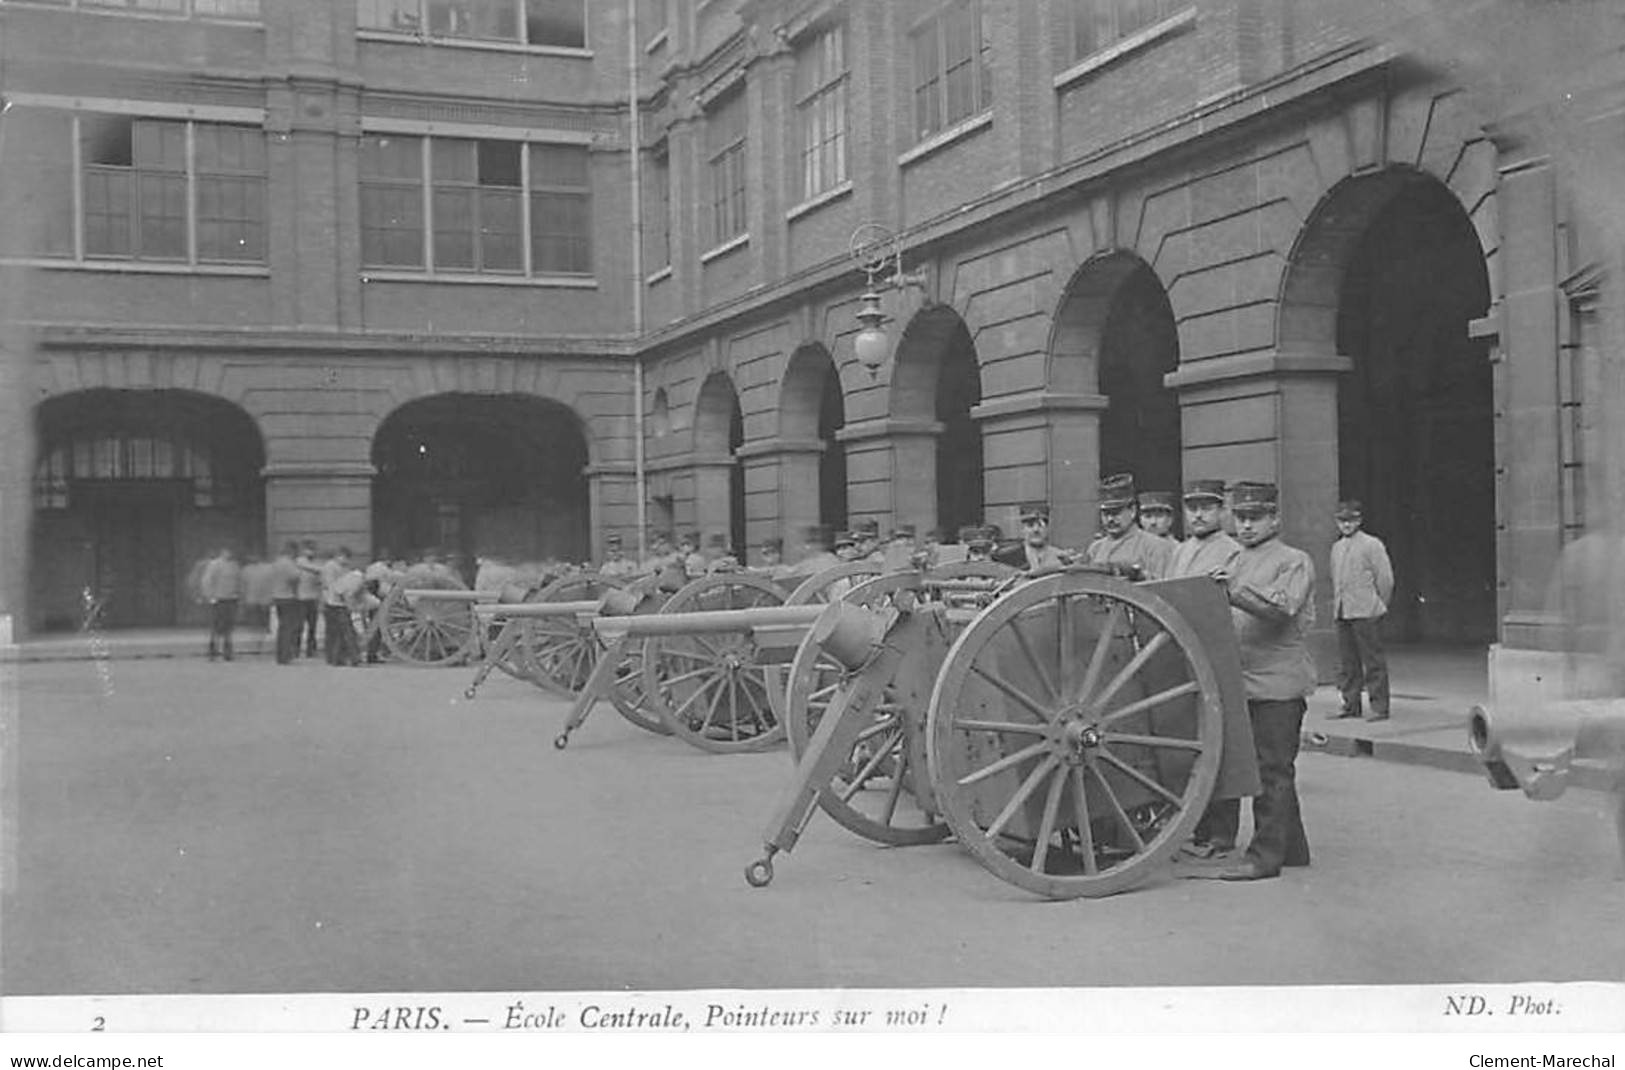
[
  {"x1": 1226, "y1": 534, "x2": 1316, "y2": 701},
  {"x1": 598, "y1": 557, "x2": 640, "y2": 579},
  {"x1": 1083, "y1": 525, "x2": 1173, "y2": 580},
  {"x1": 1166, "y1": 530, "x2": 1242, "y2": 580}
]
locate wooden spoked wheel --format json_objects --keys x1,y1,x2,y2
[
  {"x1": 781, "y1": 562, "x2": 1014, "y2": 846},
  {"x1": 642, "y1": 573, "x2": 789, "y2": 753},
  {"x1": 379, "y1": 586, "x2": 479, "y2": 666},
  {"x1": 784, "y1": 571, "x2": 948, "y2": 846},
  {"x1": 926, "y1": 571, "x2": 1224, "y2": 899},
  {"x1": 522, "y1": 571, "x2": 623, "y2": 698}
]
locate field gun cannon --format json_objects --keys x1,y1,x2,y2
[
  {"x1": 1469, "y1": 699, "x2": 1625, "y2": 868},
  {"x1": 749, "y1": 567, "x2": 1262, "y2": 899}
]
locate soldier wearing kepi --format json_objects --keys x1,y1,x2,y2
[
  {"x1": 852, "y1": 518, "x2": 884, "y2": 563},
  {"x1": 1329, "y1": 499, "x2": 1394, "y2": 722},
  {"x1": 993, "y1": 503, "x2": 1068, "y2": 571},
  {"x1": 1168, "y1": 477, "x2": 1245, "y2": 859},
  {"x1": 1083, "y1": 474, "x2": 1172, "y2": 580},
  {"x1": 1138, "y1": 490, "x2": 1179, "y2": 541},
  {"x1": 787, "y1": 524, "x2": 841, "y2": 579},
  {"x1": 598, "y1": 533, "x2": 639, "y2": 579},
  {"x1": 1190, "y1": 480, "x2": 1315, "y2": 881}
]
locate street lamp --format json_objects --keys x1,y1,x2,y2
[{"x1": 849, "y1": 224, "x2": 929, "y2": 376}]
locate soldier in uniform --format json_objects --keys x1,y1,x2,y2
[
  {"x1": 678, "y1": 531, "x2": 706, "y2": 577},
  {"x1": 1083, "y1": 474, "x2": 1172, "y2": 580},
  {"x1": 1329, "y1": 499, "x2": 1394, "y2": 722},
  {"x1": 598, "y1": 533, "x2": 640, "y2": 579},
  {"x1": 964, "y1": 526, "x2": 996, "y2": 563},
  {"x1": 852, "y1": 518, "x2": 884, "y2": 563},
  {"x1": 1168, "y1": 477, "x2": 1245, "y2": 859},
  {"x1": 639, "y1": 531, "x2": 679, "y2": 575},
  {"x1": 1188, "y1": 481, "x2": 1315, "y2": 882},
  {"x1": 834, "y1": 530, "x2": 862, "y2": 563},
  {"x1": 993, "y1": 503, "x2": 1069, "y2": 571},
  {"x1": 786, "y1": 525, "x2": 842, "y2": 579},
  {"x1": 701, "y1": 532, "x2": 739, "y2": 573},
  {"x1": 1138, "y1": 490, "x2": 1178, "y2": 541}
]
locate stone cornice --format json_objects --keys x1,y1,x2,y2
[
  {"x1": 835, "y1": 418, "x2": 943, "y2": 445},
  {"x1": 262, "y1": 462, "x2": 376, "y2": 479},
  {"x1": 32, "y1": 324, "x2": 638, "y2": 359},
  {"x1": 1163, "y1": 351, "x2": 1353, "y2": 390},
  {"x1": 645, "y1": 450, "x2": 735, "y2": 473},
  {"x1": 971, "y1": 391, "x2": 1109, "y2": 422},
  {"x1": 735, "y1": 436, "x2": 826, "y2": 459}
]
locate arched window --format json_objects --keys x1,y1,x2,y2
[{"x1": 34, "y1": 431, "x2": 236, "y2": 510}]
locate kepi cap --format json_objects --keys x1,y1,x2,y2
[
  {"x1": 1335, "y1": 499, "x2": 1364, "y2": 520},
  {"x1": 1229, "y1": 481, "x2": 1280, "y2": 515},
  {"x1": 852, "y1": 518, "x2": 880, "y2": 537},
  {"x1": 1099, "y1": 473, "x2": 1136, "y2": 510},
  {"x1": 1138, "y1": 491, "x2": 1176, "y2": 513},
  {"x1": 1183, "y1": 478, "x2": 1227, "y2": 503},
  {"x1": 1017, "y1": 502, "x2": 1050, "y2": 523},
  {"x1": 890, "y1": 523, "x2": 917, "y2": 540}
]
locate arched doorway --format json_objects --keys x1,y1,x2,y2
[
  {"x1": 693, "y1": 371, "x2": 746, "y2": 554},
  {"x1": 1099, "y1": 262, "x2": 1182, "y2": 500},
  {"x1": 1333, "y1": 174, "x2": 1495, "y2": 643},
  {"x1": 371, "y1": 394, "x2": 589, "y2": 573},
  {"x1": 31, "y1": 389, "x2": 265, "y2": 631},
  {"x1": 891, "y1": 306, "x2": 983, "y2": 535},
  {"x1": 780, "y1": 344, "x2": 847, "y2": 535},
  {"x1": 1050, "y1": 252, "x2": 1182, "y2": 537}
]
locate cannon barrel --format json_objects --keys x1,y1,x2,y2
[
  {"x1": 1469, "y1": 699, "x2": 1625, "y2": 871},
  {"x1": 403, "y1": 588, "x2": 490, "y2": 601},
  {"x1": 471, "y1": 599, "x2": 603, "y2": 620},
  {"x1": 593, "y1": 603, "x2": 826, "y2": 642},
  {"x1": 1468, "y1": 699, "x2": 1625, "y2": 801}
]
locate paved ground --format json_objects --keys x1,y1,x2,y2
[{"x1": 3, "y1": 655, "x2": 1623, "y2": 997}]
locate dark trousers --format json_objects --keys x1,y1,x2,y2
[
  {"x1": 323, "y1": 604, "x2": 357, "y2": 665},
  {"x1": 1244, "y1": 698, "x2": 1311, "y2": 874},
  {"x1": 274, "y1": 598, "x2": 302, "y2": 664},
  {"x1": 208, "y1": 599, "x2": 238, "y2": 659},
  {"x1": 300, "y1": 599, "x2": 320, "y2": 656},
  {"x1": 1337, "y1": 616, "x2": 1389, "y2": 716},
  {"x1": 1194, "y1": 796, "x2": 1240, "y2": 851}
]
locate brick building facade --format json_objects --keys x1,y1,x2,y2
[{"x1": 4, "y1": 0, "x2": 1623, "y2": 697}]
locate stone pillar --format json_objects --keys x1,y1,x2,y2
[
  {"x1": 585, "y1": 462, "x2": 638, "y2": 559},
  {"x1": 263, "y1": 463, "x2": 372, "y2": 555},
  {"x1": 1167, "y1": 350, "x2": 1350, "y2": 677},
  {"x1": 1494, "y1": 156, "x2": 1565, "y2": 650},
  {"x1": 971, "y1": 390, "x2": 1108, "y2": 547},
  {"x1": 836, "y1": 418, "x2": 942, "y2": 532},
  {"x1": 689, "y1": 453, "x2": 736, "y2": 542},
  {"x1": 737, "y1": 438, "x2": 824, "y2": 549}
]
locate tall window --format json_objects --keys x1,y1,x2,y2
[
  {"x1": 706, "y1": 89, "x2": 747, "y2": 248},
  {"x1": 911, "y1": 0, "x2": 992, "y2": 143},
  {"x1": 795, "y1": 22, "x2": 847, "y2": 201},
  {"x1": 357, "y1": 0, "x2": 586, "y2": 48},
  {"x1": 360, "y1": 134, "x2": 592, "y2": 277},
  {"x1": 17, "y1": 0, "x2": 262, "y2": 17},
  {"x1": 43, "y1": 113, "x2": 267, "y2": 266},
  {"x1": 1071, "y1": 0, "x2": 1183, "y2": 59},
  {"x1": 646, "y1": 144, "x2": 671, "y2": 271}
]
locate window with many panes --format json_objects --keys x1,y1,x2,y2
[
  {"x1": 910, "y1": 0, "x2": 992, "y2": 144},
  {"x1": 706, "y1": 89, "x2": 748, "y2": 248},
  {"x1": 357, "y1": 0, "x2": 585, "y2": 48},
  {"x1": 360, "y1": 134, "x2": 592, "y2": 277},
  {"x1": 10, "y1": 0, "x2": 261, "y2": 17},
  {"x1": 31, "y1": 111, "x2": 266, "y2": 265},
  {"x1": 795, "y1": 21, "x2": 848, "y2": 201},
  {"x1": 1070, "y1": 0, "x2": 1184, "y2": 60}
]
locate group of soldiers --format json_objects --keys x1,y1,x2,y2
[{"x1": 589, "y1": 471, "x2": 1319, "y2": 884}]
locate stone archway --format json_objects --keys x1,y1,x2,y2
[
  {"x1": 1280, "y1": 166, "x2": 1495, "y2": 645},
  {"x1": 1051, "y1": 252, "x2": 1182, "y2": 531},
  {"x1": 889, "y1": 305, "x2": 983, "y2": 535},
  {"x1": 777, "y1": 343, "x2": 847, "y2": 537},
  {"x1": 693, "y1": 371, "x2": 746, "y2": 554},
  {"x1": 371, "y1": 393, "x2": 590, "y2": 574},
  {"x1": 30, "y1": 388, "x2": 266, "y2": 632}
]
